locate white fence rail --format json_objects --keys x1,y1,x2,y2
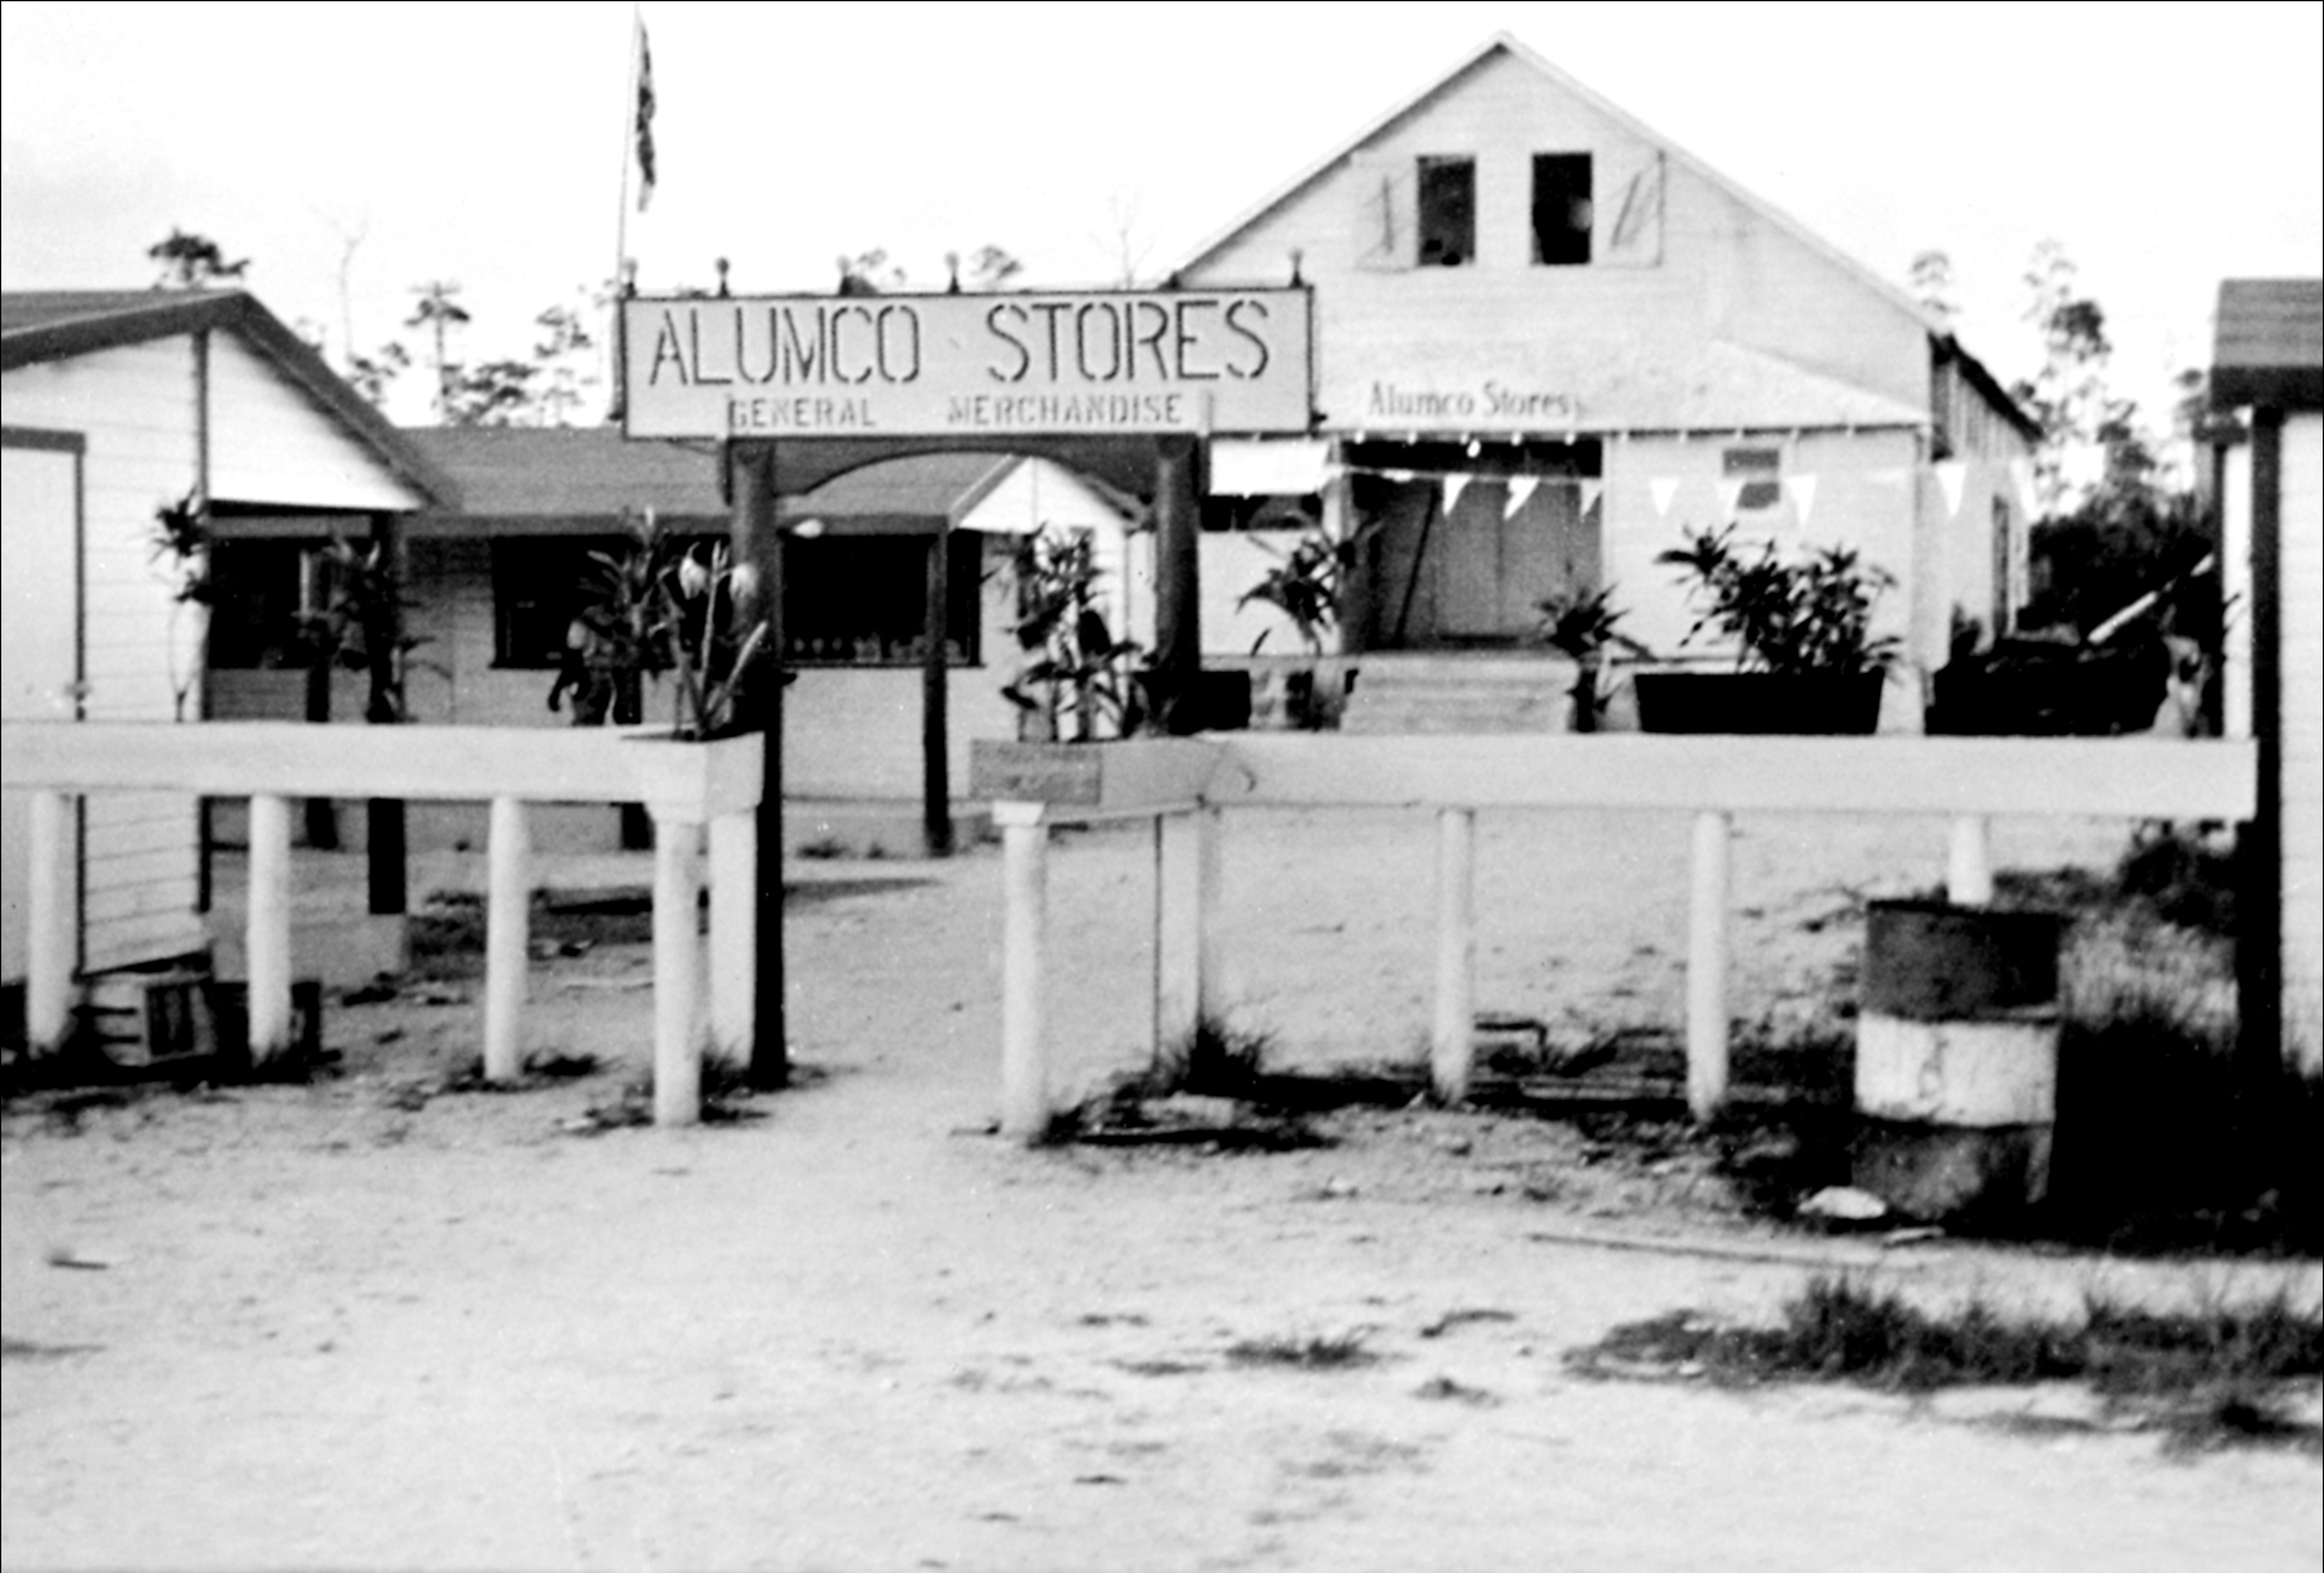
[
  {"x1": 3, "y1": 722, "x2": 762, "y2": 1126},
  {"x1": 988, "y1": 735, "x2": 2259, "y2": 1140}
]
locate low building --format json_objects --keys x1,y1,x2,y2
[
  {"x1": 2212, "y1": 277, "x2": 2323, "y2": 1071},
  {"x1": 3, "y1": 289, "x2": 451, "y2": 989},
  {"x1": 205, "y1": 426, "x2": 1141, "y2": 852},
  {"x1": 1177, "y1": 33, "x2": 2037, "y2": 731}
]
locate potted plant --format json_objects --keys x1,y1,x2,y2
[
  {"x1": 1238, "y1": 526, "x2": 1348, "y2": 730},
  {"x1": 1637, "y1": 526, "x2": 1899, "y2": 734},
  {"x1": 970, "y1": 530, "x2": 1217, "y2": 808},
  {"x1": 1535, "y1": 585, "x2": 1650, "y2": 733}
]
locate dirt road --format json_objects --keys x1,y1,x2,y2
[{"x1": 5, "y1": 810, "x2": 2318, "y2": 1570}]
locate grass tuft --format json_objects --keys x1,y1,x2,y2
[{"x1": 1225, "y1": 1329, "x2": 1378, "y2": 1370}]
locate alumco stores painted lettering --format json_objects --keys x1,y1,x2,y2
[{"x1": 622, "y1": 289, "x2": 1313, "y2": 439}]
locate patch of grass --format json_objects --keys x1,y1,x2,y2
[
  {"x1": 1225, "y1": 1329, "x2": 1379, "y2": 1371},
  {"x1": 1154, "y1": 1014, "x2": 1274, "y2": 1097},
  {"x1": 569, "y1": 1049, "x2": 769, "y2": 1133},
  {"x1": 1573, "y1": 1274, "x2": 2322, "y2": 1451}
]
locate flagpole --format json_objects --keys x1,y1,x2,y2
[{"x1": 609, "y1": 4, "x2": 642, "y2": 422}]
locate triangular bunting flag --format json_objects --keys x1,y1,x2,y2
[
  {"x1": 1502, "y1": 475, "x2": 1539, "y2": 519},
  {"x1": 1441, "y1": 473, "x2": 1473, "y2": 513},
  {"x1": 1649, "y1": 477, "x2": 1681, "y2": 519},
  {"x1": 1788, "y1": 473, "x2": 1817, "y2": 529},
  {"x1": 1716, "y1": 478, "x2": 1746, "y2": 519},
  {"x1": 1935, "y1": 460, "x2": 1968, "y2": 519},
  {"x1": 1578, "y1": 478, "x2": 1603, "y2": 517}
]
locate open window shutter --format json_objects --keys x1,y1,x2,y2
[
  {"x1": 1350, "y1": 149, "x2": 1415, "y2": 272},
  {"x1": 1599, "y1": 148, "x2": 1665, "y2": 268}
]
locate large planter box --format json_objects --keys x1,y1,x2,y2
[
  {"x1": 968, "y1": 737, "x2": 1221, "y2": 810},
  {"x1": 1633, "y1": 671, "x2": 1885, "y2": 735},
  {"x1": 620, "y1": 730, "x2": 766, "y2": 821}
]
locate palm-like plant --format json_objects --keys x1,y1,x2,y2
[
  {"x1": 1001, "y1": 530, "x2": 1143, "y2": 742},
  {"x1": 1656, "y1": 526, "x2": 1899, "y2": 675}
]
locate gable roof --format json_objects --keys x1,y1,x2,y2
[
  {"x1": 2212, "y1": 278, "x2": 2323, "y2": 410},
  {"x1": 1173, "y1": 32, "x2": 1941, "y2": 339},
  {"x1": 2, "y1": 289, "x2": 456, "y2": 507}
]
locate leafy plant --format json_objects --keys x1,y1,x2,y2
[
  {"x1": 1656, "y1": 526, "x2": 1899, "y2": 675},
  {"x1": 1239, "y1": 528, "x2": 1344, "y2": 659},
  {"x1": 1000, "y1": 529, "x2": 1143, "y2": 742},
  {"x1": 149, "y1": 493, "x2": 211, "y2": 721},
  {"x1": 1536, "y1": 585, "x2": 1651, "y2": 732},
  {"x1": 562, "y1": 508, "x2": 770, "y2": 739}
]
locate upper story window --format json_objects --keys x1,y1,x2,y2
[
  {"x1": 1533, "y1": 154, "x2": 1593, "y2": 266},
  {"x1": 1416, "y1": 157, "x2": 1475, "y2": 267}
]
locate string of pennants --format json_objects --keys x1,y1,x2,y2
[{"x1": 1319, "y1": 456, "x2": 2041, "y2": 525}]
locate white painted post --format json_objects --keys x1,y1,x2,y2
[
  {"x1": 482, "y1": 794, "x2": 530, "y2": 1084},
  {"x1": 650, "y1": 814, "x2": 703, "y2": 1127},
  {"x1": 245, "y1": 793, "x2": 295, "y2": 1065},
  {"x1": 1154, "y1": 806, "x2": 1221, "y2": 1062},
  {"x1": 1432, "y1": 807, "x2": 1476, "y2": 1104},
  {"x1": 708, "y1": 810, "x2": 757, "y2": 1065},
  {"x1": 25, "y1": 790, "x2": 74, "y2": 1054},
  {"x1": 1947, "y1": 815, "x2": 1994, "y2": 907},
  {"x1": 998, "y1": 801, "x2": 1050, "y2": 1142},
  {"x1": 1687, "y1": 810, "x2": 1732, "y2": 1122}
]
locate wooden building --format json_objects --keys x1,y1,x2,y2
[
  {"x1": 207, "y1": 426, "x2": 1140, "y2": 851},
  {"x1": 2212, "y1": 278, "x2": 2323, "y2": 1071},
  {"x1": 1177, "y1": 34, "x2": 2036, "y2": 731},
  {"x1": 2, "y1": 289, "x2": 451, "y2": 989}
]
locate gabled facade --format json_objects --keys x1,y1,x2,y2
[
  {"x1": 2, "y1": 289, "x2": 451, "y2": 983},
  {"x1": 1179, "y1": 34, "x2": 2036, "y2": 728}
]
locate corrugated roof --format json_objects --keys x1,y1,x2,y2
[
  {"x1": 2212, "y1": 279, "x2": 2323, "y2": 410},
  {"x1": 2, "y1": 289, "x2": 457, "y2": 508}
]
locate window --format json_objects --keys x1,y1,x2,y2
[
  {"x1": 493, "y1": 538, "x2": 627, "y2": 668},
  {"x1": 1533, "y1": 154, "x2": 1593, "y2": 266},
  {"x1": 1416, "y1": 157, "x2": 1475, "y2": 267},
  {"x1": 208, "y1": 540, "x2": 322, "y2": 670},
  {"x1": 782, "y1": 531, "x2": 983, "y2": 666},
  {"x1": 1723, "y1": 447, "x2": 1785, "y2": 515}
]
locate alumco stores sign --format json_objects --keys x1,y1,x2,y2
[{"x1": 622, "y1": 289, "x2": 1312, "y2": 440}]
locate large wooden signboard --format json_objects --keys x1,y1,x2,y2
[{"x1": 623, "y1": 289, "x2": 1312, "y2": 440}]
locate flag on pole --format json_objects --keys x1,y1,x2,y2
[{"x1": 633, "y1": 17, "x2": 658, "y2": 211}]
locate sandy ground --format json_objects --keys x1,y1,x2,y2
[{"x1": 4, "y1": 808, "x2": 2319, "y2": 1572}]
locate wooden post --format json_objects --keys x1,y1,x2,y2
[
  {"x1": 708, "y1": 809, "x2": 757, "y2": 1064},
  {"x1": 1155, "y1": 807, "x2": 1221, "y2": 1060},
  {"x1": 25, "y1": 790, "x2": 74, "y2": 1054},
  {"x1": 1947, "y1": 815, "x2": 1993, "y2": 906},
  {"x1": 650, "y1": 812, "x2": 703, "y2": 1127},
  {"x1": 482, "y1": 794, "x2": 529, "y2": 1084},
  {"x1": 729, "y1": 440, "x2": 788, "y2": 1088},
  {"x1": 1687, "y1": 810, "x2": 1732, "y2": 1122},
  {"x1": 1432, "y1": 807, "x2": 1476, "y2": 1104},
  {"x1": 998, "y1": 801, "x2": 1050, "y2": 1142},
  {"x1": 247, "y1": 792, "x2": 295, "y2": 1065},
  {"x1": 922, "y1": 528, "x2": 954, "y2": 856},
  {"x1": 1150, "y1": 435, "x2": 1203, "y2": 734}
]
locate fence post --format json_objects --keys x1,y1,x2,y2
[
  {"x1": 1155, "y1": 806, "x2": 1221, "y2": 1063},
  {"x1": 708, "y1": 809, "x2": 757, "y2": 1066},
  {"x1": 1433, "y1": 807, "x2": 1477, "y2": 1104},
  {"x1": 25, "y1": 790, "x2": 74, "y2": 1054},
  {"x1": 483, "y1": 794, "x2": 530, "y2": 1084},
  {"x1": 998, "y1": 801, "x2": 1050, "y2": 1142},
  {"x1": 1947, "y1": 815, "x2": 1993, "y2": 906},
  {"x1": 1687, "y1": 809, "x2": 1732, "y2": 1122},
  {"x1": 650, "y1": 813, "x2": 704, "y2": 1127},
  {"x1": 247, "y1": 793, "x2": 294, "y2": 1065}
]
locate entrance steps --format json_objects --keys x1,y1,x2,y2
[{"x1": 1338, "y1": 654, "x2": 1580, "y2": 735}]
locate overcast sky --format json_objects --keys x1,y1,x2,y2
[{"x1": 5, "y1": 1, "x2": 2319, "y2": 426}]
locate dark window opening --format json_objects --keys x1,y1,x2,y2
[
  {"x1": 1533, "y1": 154, "x2": 1593, "y2": 266},
  {"x1": 1416, "y1": 157, "x2": 1475, "y2": 267},
  {"x1": 493, "y1": 538, "x2": 627, "y2": 669},
  {"x1": 783, "y1": 531, "x2": 983, "y2": 667},
  {"x1": 208, "y1": 540, "x2": 323, "y2": 670},
  {"x1": 1723, "y1": 446, "x2": 1784, "y2": 512},
  {"x1": 1201, "y1": 495, "x2": 1323, "y2": 533}
]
